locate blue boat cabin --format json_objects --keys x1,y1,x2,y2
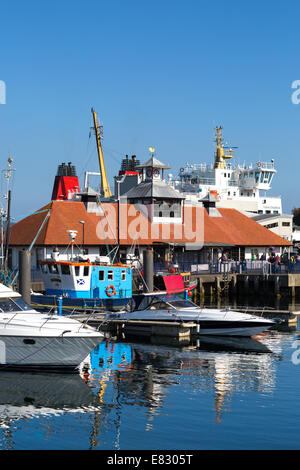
[{"x1": 39, "y1": 261, "x2": 132, "y2": 301}]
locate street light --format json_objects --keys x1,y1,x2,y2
[{"x1": 79, "y1": 221, "x2": 85, "y2": 254}]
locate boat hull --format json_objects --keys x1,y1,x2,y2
[
  {"x1": 195, "y1": 322, "x2": 273, "y2": 337},
  {"x1": 0, "y1": 335, "x2": 102, "y2": 371}
]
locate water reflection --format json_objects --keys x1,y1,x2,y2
[
  {"x1": 84, "y1": 335, "x2": 281, "y2": 426},
  {"x1": 0, "y1": 333, "x2": 286, "y2": 449}
]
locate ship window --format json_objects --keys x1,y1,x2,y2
[
  {"x1": 108, "y1": 270, "x2": 114, "y2": 281},
  {"x1": 121, "y1": 270, "x2": 126, "y2": 281},
  {"x1": 170, "y1": 211, "x2": 174, "y2": 217},
  {"x1": 61, "y1": 264, "x2": 70, "y2": 275},
  {"x1": 83, "y1": 266, "x2": 89, "y2": 276},
  {"x1": 99, "y1": 270, "x2": 104, "y2": 281},
  {"x1": 41, "y1": 264, "x2": 48, "y2": 273},
  {"x1": 49, "y1": 264, "x2": 59, "y2": 274},
  {"x1": 75, "y1": 266, "x2": 80, "y2": 276}
]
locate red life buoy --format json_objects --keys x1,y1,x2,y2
[{"x1": 106, "y1": 285, "x2": 116, "y2": 297}]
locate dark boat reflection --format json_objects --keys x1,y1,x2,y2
[
  {"x1": 195, "y1": 335, "x2": 273, "y2": 353},
  {"x1": 0, "y1": 371, "x2": 102, "y2": 426}
]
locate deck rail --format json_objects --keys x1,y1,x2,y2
[{"x1": 154, "y1": 260, "x2": 300, "y2": 275}]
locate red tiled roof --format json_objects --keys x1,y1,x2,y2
[{"x1": 9, "y1": 200, "x2": 292, "y2": 247}]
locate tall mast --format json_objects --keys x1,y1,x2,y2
[
  {"x1": 213, "y1": 126, "x2": 233, "y2": 170},
  {"x1": 3, "y1": 157, "x2": 14, "y2": 272},
  {"x1": 91, "y1": 108, "x2": 112, "y2": 198}
]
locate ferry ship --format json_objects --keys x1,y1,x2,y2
[{"x1": 168, "y1": 127, "x2": 282, "y2": 216}]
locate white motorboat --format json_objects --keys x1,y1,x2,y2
[
  {"x1": 0, "y1": 283, "x2": 104, "y2": 371},
  {"x1": 107, "y1": 294, "x2": 276, "y2": 337}
]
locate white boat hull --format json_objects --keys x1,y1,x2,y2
[
  {"x1": 108, "y1": 299, "x2": 275, "y2": 337},
  {"x1": 0, "y1": 311, "x2": 104, "y2": 370},
  {"x1": 0, "y1": 335, "x2": 102, "y2": 370}
]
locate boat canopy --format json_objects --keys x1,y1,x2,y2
[{"x1": 130, "y1": 293, "x2": 197, "y2": 311}]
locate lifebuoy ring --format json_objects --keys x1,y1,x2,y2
[{"x1": 106, "y1": 285, "x2": 116, "y2": 297}]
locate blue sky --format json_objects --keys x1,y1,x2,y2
[{"x1": 0, "y1": 0, "x2": 299, "y2": 220}]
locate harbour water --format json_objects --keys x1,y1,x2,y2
[{"x1": 0, "y1": 298, "x2": 300, "y2": 452}]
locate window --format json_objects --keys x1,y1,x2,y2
[
  {"x1": 99, "y1": 270, "x2": 104, "y2": 281},
  {"x1": 49, "y1": 264, "x2": 59, "y2": 274},
  {"x1": 83, "y1": 266, "x2": 90, "y2": 276},
  {"x1": 23, "y1": 339, "x2": 35, "y2": 345},
  {"x1": 282, "y1": 222, "x2": 291, "y2": 227},
  {"x1": 13, "y1": 298, "x2": 32, "y2": 311},
  {"x1": 41, "y1": 264, "x2": 48, "y2": 273},
  {"x1": 108, "y1": 270, "x2": 114, "y2": 281},
  {"x1": 75, "y1": 266, "x2": 80, "y2": 276},
  {"x1": 121, "y1": 270, "x2": 126, "y2": 281},
  {"x1": 265, "y1": 222, "x2": 278, "y2": 229},
  {"x1": 0, "y1": 298, "x2": 23, "y2": 312},
  {"x1": 61, "y1": 264, "x2": 70, "y2": 275}
]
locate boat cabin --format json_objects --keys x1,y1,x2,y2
[{"x1": 39, "y1": 260, "x2": 132, "y2": 300}]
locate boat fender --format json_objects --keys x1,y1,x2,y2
[{"x1": 106, "y1": 285, "x2": 116, "y2": 297}]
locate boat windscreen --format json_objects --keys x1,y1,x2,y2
[
  {"x1": 166, "y1": 299, "x2": 198, "y2": 309},
  {"x1": 0, "y1": 298, "x2": 23, "y2": 312},
  {"x1": 131, "y1": 293, "x2": 194, "y2": 311},
  {"x1": 12, "y1": 297, "x2": 33, "y2": 311}
]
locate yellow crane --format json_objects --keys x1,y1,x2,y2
[{"x1": 91, "y1": 107, "x2": 112, "y2": 198}]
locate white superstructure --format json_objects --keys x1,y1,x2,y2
[{"x1": 168, "y1": 127, "x2": 282, "y2": 215}]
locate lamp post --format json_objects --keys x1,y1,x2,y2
[{"x1": 79, "y1": 221, "x2": 85, "y2": 254}]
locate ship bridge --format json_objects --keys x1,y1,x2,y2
[{"x1": 238, "y1": 160, "x2": 276, "y2": 191}]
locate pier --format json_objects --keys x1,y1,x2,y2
[
  {"x1": 191, "y1": 271, "x2": 300, "y2": 300},
  {"x1": 74, "y1": 313, "x2": 198, "y2": 340}
]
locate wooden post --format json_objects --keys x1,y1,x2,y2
[{"x1": 19, "y1": 249, "x2": 31, "y2": 305}]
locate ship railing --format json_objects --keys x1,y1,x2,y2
[{"x1": 172, "y1": 177, "x2": 216, "y2": 186}]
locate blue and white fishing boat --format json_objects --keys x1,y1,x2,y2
[{"x1": 31, "y1": 232, "x2": 133, "y2": 312}]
